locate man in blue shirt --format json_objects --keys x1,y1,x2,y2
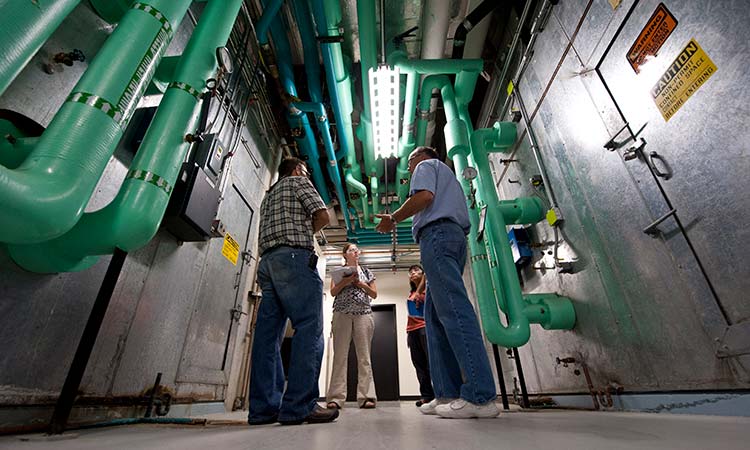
[{"x1": 376, "y1": 147, "x2": 498, "y2": 419}]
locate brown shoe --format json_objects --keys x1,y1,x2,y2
[{"x1": 279, "y1": 404, "x2": 339, "y2": 425}]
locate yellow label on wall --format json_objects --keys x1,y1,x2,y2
[
  {"x1": 651, "y1": 38, "x2": 717, "y2": 121},
  {"x1": 506, "y1": 80, "x2": 514, "y2": 96},
  {"x1": 221, "y1": 233, "x2": 240, "y2": 266}
]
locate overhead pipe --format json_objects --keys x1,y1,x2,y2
[
  {"x1": 419, "y1": 0, "x2": 451, "y2": 148},
  {"x1": 0, "y1": 0, "x2": 192, "y2": 245},
  {"x1": 8, "y1": 0, "x2": 245, "y2": 273},
  {"x1": 357, "y1": 0, "x2": 378, "y2": 180},
  {"x1": 451, "y1": 0, "x2": 497, "y2": 59},
  {"x1": 0, "y1": 0, "x2": 82, "y2": 97},
  {"x1": 311, "y1": 0, "x2": 369, "y2": 224},
  {"x1": 388, "y1": 51, "x2": 483, "y2": 202},
  {"x1": 292, "y1": 0, "x2": 351, "y2": 229},
  {"x1": 459, "y1": 0, "x2": 495, "y2": 60},
  {"x1": 292, "y1": 102, "x2": 351, "y2": 230},
  {"x1": 257, "y1": 0, "x2": 331, "y2": 205}
]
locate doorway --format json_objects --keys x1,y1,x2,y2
[{"x1": 346, "y1": 304, "x2": 400, "y2": 401}]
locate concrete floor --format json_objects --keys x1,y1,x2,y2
[{"x1": 2, "y1": 402, "x2": 749, "y2": 450}]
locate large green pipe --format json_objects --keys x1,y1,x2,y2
[
  {"x1": 388, "y1": 51, "x2": 483, "y2": 202},
  {"x1": 312, "y1": 0, "x2": 367, "y2": 223},
  {"x1": 0, "y1": 0, "x2": 82, "y2": 97},
  {"x1": 357, "y1": 0, "x2": 377, "y2": 178},
  {"x1": 8, "y1": 0, "x2": 241, "y2": 273},
  {"x1": 0, "y1": 0, "x2": 191, "y2": 245},
  {"x1": 429, "y1": 75, "x2": 531, "y2": 347}
]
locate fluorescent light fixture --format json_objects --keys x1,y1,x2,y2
[{"x1": 368, "y1": 65, "x2": 400, "y2": 159}]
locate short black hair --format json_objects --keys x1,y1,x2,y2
[
  {"x1": 413, "y1": 146, "x2": 439, "y2": 159},
  {"x1": 278, "y1": 157, "x2": 305, "y2": 178}
]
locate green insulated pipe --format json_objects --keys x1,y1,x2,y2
[
  {"x1": 312, "y1": 0, "x2": 368, "y2": 223},
  {"x1": 0, "y1": 0, "x2": 191, "y2": 245},
  {"x1": 388, "y1": 51, "x2": 483, "y2": 202},
  {"x1": 357, "y1": 0, "x2": 377, "y2": 178},
  {"x1": 0, "y1": 0, "x2": 82, "y2": 97},
  {"x1": 471, "y1": 122, "x2": 576, "y2": 332},
  {"x1": 7, "y1": 0, "x2": 235, "y2": 273},
  {"x1": 427, "y1": 75, "x2": 530, "y2": 347}
]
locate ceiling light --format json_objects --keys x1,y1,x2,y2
[{"x1": 368, "y1": 65, "x2": 400, "y2": 159}]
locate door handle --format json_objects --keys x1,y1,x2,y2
[{"x1": 648, "y1": 151, "x2": 672, "y2": 180}]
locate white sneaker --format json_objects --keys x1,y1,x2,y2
[
  {"x1": 435, "y1": 398, "x2": 500, "y2": 419},
  {"x1": 419, "y1": 398, "x2": 456, "y2": 415}
]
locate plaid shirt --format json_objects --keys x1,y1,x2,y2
[{"x1": 258, "y1": 176, "x2": 327, "y2": 255}]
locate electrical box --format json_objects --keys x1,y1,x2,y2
[
  {"x1": 163, "y1": 162, "x2": 221, "y2": 241},
  {"x1": 508, "y1": 227, "x2": 532, "y2": 266},
  {"x1": 193, "y1": 133, "x2": 226, "y2": 184}
]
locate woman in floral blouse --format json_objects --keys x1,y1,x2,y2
[{"x1": 326, "y1": 243, "x2": 378, "y2": 409}]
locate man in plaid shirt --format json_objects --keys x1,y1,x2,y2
[{"x1": 248, "y1": 157, "x2": 338, "y2": 425}]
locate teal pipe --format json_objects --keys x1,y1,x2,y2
[
  {"x1": 258, "y1": 0, "x2": 331, "y2": 204},
  {"x1": 0, "y1": 0, "x2": 191, "y2": 245},
  {"x1": 89, "y1": 0, "x2": 133, "y2": 23},
  {"x1": 0, "y1": 119, "x2": 38, "y2": 169},
  {"x1": 345, "y1": 170, "x2": 371, "y2": 227},
  {"x1": 0, "y1": 0, "x2": 82, "y2": 97},
  {"x1": 430, "y1": 76, "x2": 532, "y2": 347},
  {"x1": 523, "y1": 294, "x2": 576, "y2": 330},
  {"x1": 396, "y1": 72, "x2": 419, "y2": 202},
  {"x1": 370, "y1": 175, "x2": 380, "y2": 217},
  {"x1": 356, "y1": 0, "x2": 377, "y2": 178},
  {"x1": 312, "y1": 0, "x2": 366, "y2": 221},
  {"x1": 291, "y1": 0, "x2": 323, "y2": 103},
  {"x1": 293, "y1": 102, "x2": 351, "y2": 230},
  {"x1": 8, "y1": 0, "x2": 243, "y2": 273}
]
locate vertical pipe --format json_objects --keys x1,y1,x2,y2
[
  {"x1": 420, "y1": 0, "x2": 451, "y2": 147},
  {"x1": 512, "y1": 347, "x2": 530, "y2": 408},
  {"x1": 0, "y1": 0, "x2": 82, "y2": 97},
  {"x1": 492, "y1": 344, "x2": 511, "y2": 410},
  {"x1": 48, "y1": 248, "x2": 128, "y2": 434}
]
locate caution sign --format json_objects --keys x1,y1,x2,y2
[
  {"x1": 221, "y1": 232, "x2": 240, "y2": 266},
  {"x1": 651, "y1": 38, "x2": 717, "y2": 121},
  {"x1": 627, "y1": 3, "x2": 677, "y2": 73}
]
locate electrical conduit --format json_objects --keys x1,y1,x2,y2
[{"x1": 8, "y1": 0, "x2": 244, "y2": 273}]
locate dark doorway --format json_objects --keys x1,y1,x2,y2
[{"x1": 346, "y1": 304, "x2": 400, "y2": 401}]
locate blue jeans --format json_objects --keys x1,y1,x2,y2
[
  {"x1": 248, "y1": 246, "x2": 324, "y2": 423},
  {"x1": 420, "y1": 220, "x2": 496, "y2": 404}
]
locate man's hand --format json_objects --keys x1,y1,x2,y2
[{"x1": 375, "y1": 214, "x2": 395, "y2": 233}]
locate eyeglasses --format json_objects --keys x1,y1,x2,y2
[{"x1": 346, "y1": 248, "x2": 360, "y2": 254}]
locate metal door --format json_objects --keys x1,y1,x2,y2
[
  {"x1": 176, "y1": 183, "x2": 254, "y2": 385},
  {"x1": 596, "y1": 0, "x2": 750, "y2": 349}
]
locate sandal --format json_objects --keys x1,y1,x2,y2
[
  {"x1": 360, "y1": 399, "x2": 376, "y2": 409},
  {"x1": 326, "y1": 402, "x2": 341, "y2": 409}
]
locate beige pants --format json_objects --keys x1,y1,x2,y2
[{"x1": 326, "y1": 312, "x2": 377, "y2": 407}]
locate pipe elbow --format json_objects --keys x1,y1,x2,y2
[{"x1": 0, "y1": 170, "x2": 86, "y2": 244}]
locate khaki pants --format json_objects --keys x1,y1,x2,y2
[{"x1": 326, "y1": 312, "x2": 376, "y2": 407}]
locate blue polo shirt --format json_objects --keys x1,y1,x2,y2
[{"x1": 409, "y1": 159, "x2": 471, "y2": 242}]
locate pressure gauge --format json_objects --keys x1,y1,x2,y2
[
  {"x1": 216, "y1": 46, "x2": 233, "y2": 74},
  {"x1": 462, "y1": 166, "x2": 478, "y2": 181}
]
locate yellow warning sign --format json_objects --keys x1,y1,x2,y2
[
  {"x1": 506, "y1": 80, "x2": 514, "y2": 96},
  {"x1": 221, "y1": 233, "x2": 240, "y2": 266},
  {"x1": 651, "y1": 38, "x2": 717, "y2": 121}
]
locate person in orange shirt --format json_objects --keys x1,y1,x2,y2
[{"x1": 406, "y1": 264, "x2": 434, "y2": 407}]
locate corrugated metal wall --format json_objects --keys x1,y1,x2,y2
[
  {"x1": 482, "y1": 0, "x2": 749, "y2": 394},
  {"x1": 0, "y1": 3, "x2": 274, "y2": 411}
]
